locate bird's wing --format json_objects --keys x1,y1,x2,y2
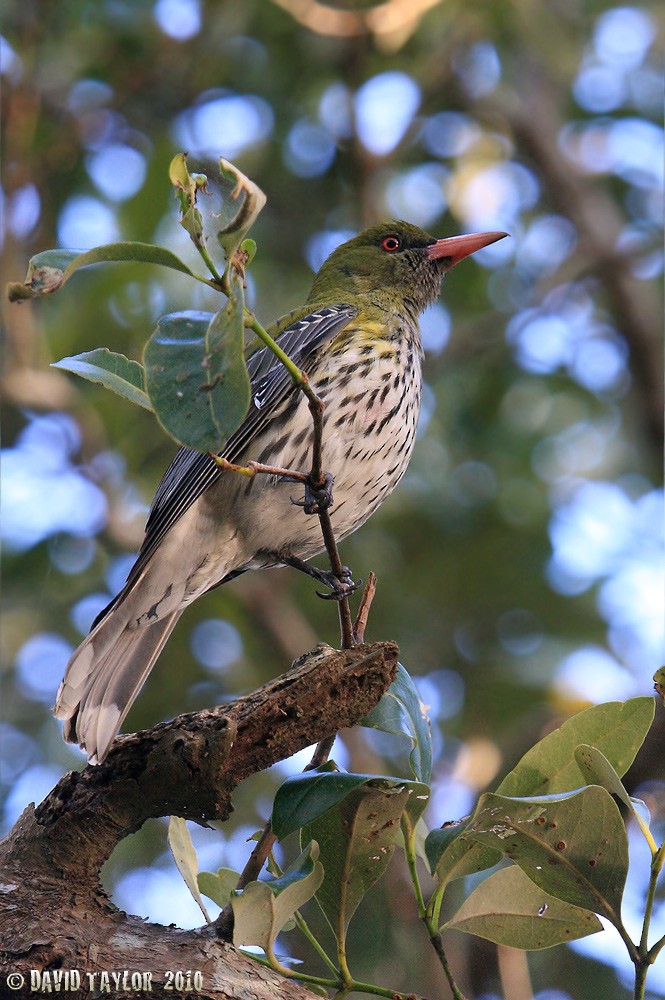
[{"x1": 128, "y1": 302, "x2": 357, "y2": 581}]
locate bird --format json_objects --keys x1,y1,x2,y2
[{"x1": 54, "y1": 221, "x2": 507, "y2": 763}]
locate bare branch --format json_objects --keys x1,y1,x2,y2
[{"x1": 0, "y1": 642, "x2": 398, "y2": 995}]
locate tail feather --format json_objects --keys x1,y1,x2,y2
[{"x1": 55, "y1": 609, "x2": 183, "y2": 764}]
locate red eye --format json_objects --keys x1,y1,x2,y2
[{"x1": 381, "y1": 235, "x2": 401, "y2": 252}]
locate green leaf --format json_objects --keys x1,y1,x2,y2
[
  {"x1": 425, "y1": 820, "x2": 501, "y2": 890},
  {"x1": 361, "y1": 662, "x2": 432, "y2": 783},
  {"x1": 445, "y1": 865, "x2": 603, "y2": 949},
  {"x1": 231, "y1": 842, "x2": 323, "y2": 951},
  {"x1": 299, "y1": 778, "x2": 424, "y2": 942},
  {"x1": 197, "y1": 868, "x2": 241, "y2": 909},
  {"x1": 144, "y1": 278, "x2": 250, "y2": 451},
  {"x1": 272, "y1": 767, "x2": 427, "y2": 841},
  {"x1": 7, "y1": 242, "x2": 214, "y2": 302},
  {"x1": 574, "y1": 744, "x2": 655, "y2": 853},
  {"x1": 434, "y1": 697, "x2": 655, "y2": 888},
  {"x1": 52, "y1": 349, "x2": 152, "y2": 411},
  {"x1": 497, "y1": 697, "x2": 655, "y2": 798},
  {"x1": 465, "y1": 786, "x2": 629, "y2": 927},
  {"x1": 167, "y1": 816, "x2": 211, "y2": 924}
]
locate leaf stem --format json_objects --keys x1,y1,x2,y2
[
  {"x1": 426, "y1": 883, "x2": 445, "y2": 934},
  {"x1": 426, "y1": 927, "x2": 470, "y2": 1000},
  {"x1": 401, "y1": 816, "x2": 427, "y2": 918},
  {"x1": 643, "y1": 843, "x2": 665, "y2": 969},
  {"x1": 244, "y1": 312, "x2": 305, "y2": 386},
  {"x1": 293, "y1": 911, "x2": 339, "y2": 976},
  {"x1": 402, "y1": 818, "x2": 468, "y2": 1000},
  {"x1": 196, "y1": 240, "x2": 224, "y2": 286},
  {"x1": 639, "y1": 856, "x2": 660, "y2": 953},
  {"x1": 633, "y1": 959, "x2": 649, "y2": 1000},
  {"x1": 264, "y1": 950, "x2": 437, "y2": 1000}
]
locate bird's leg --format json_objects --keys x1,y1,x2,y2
[
  {"x1": 290, "y1": 470, "x2": 334, "y2": 515},
  {"x1": 268, "y1": 550, "x2": 362, "y2": 602}
]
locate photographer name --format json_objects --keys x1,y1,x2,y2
[{"x1": 7, "y1": 969, "x2": 204, "y2": 993}]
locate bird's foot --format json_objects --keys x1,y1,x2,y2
[
  {"x1": 273, "y1": 551, "x2": 361, "y2": 602},
  {"x1": 315, "y1": 565, "x2": 363, "y2": 602},
  {"x1": 291, "y1": 471, "x2": 334, "y2": 515}
]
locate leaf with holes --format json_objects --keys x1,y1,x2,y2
[
  {"x1": 437, "y1": 697, "x2": 654, "y2": 887},
  {"x1": 464, "y1": 786, "x2": 628, "y2": 928},
  {"x1": 425, "y1": 819, "x2": 501, "y2": 890},
  {"x1": 445, "y1": 865, "x2": 603, "y2": 949},
  {"x1": 299, "y1": 778, "x2": 425, "y2": 943}
]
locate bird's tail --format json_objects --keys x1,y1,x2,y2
[{"x1": 54, "y1": 606, "x2": 183, "y2": 765}]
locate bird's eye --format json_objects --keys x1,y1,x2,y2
[{"x1": 380, "y1": 235, "x2": 401, "y2": 252}]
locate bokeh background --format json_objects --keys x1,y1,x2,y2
[{"x1": 1, "y1": 1, "x2": 663, "y2": 997}]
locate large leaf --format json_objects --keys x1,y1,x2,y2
[
  {"x1": 432, "y1": 697, "x2": 654, "y2": 889},
  {"x1": 445, "y1": 865, "x2": 603, "y2": 949},
  {"x1": 497, "y1": 697, "x2": 654, "y2": 797},
  {"x1": 143, "y1": 280, "x2": 250, "y2": 451},
  {"x1": 574, "y1": 744, "x2": 654, "y2": 851},
  {"x1": 7, "y1": 242, "x2": 213, "y2": 302},
  {"x1": 167, "y1": 816, "x2": 211, "y2": 924},
  {"x1": 52, "y1": 349, "x2": 152, "y2": 411},
  {"x1": 465, "y1": 786, "x2": 629, "y2": 927},
  {"x1": 299, "y1": 778, "x2": 421, "y2": 942},
  {"x1": 361, "y1": 662, "x2": 432, "y2": 783},
  {"x1": 425, "y1": 819, "x2": 501, "y2": 888},
  {"x1": 272, "y1": 767, "x2": 428, "y2": 841},
  {"x1": 231, "y1": 842, "x2": 323, "y2": 952}
]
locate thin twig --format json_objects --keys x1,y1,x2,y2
[
  {"x1": 303, "y1": 372, "x2": 325, "y2": 488},
  {"x1": 428, "y1": 931, "x2": 470, "y2": 1000},
  {"x1": 305, "y1": 735, "x2": 337, "y2": 770},
  {"x1": 353, "y1": 572, "x2": 377, "y2": 644},
  {"x1": 210, "y1": 454, "x2": 309, "y2": 484},
  {"x1": 317, "y1": 507, "x2": 355, "y2": 649}
]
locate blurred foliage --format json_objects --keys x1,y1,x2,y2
[{"x1": 1, "y1": 0, "x2": 663, "y2": 997}]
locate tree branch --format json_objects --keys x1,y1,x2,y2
[{"x1": 0, "y1": 642, "x2": 398, "y2": 999}]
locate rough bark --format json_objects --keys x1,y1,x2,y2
[{"x1": 0, "y1": 641, "x2": 399, "y2": 999}]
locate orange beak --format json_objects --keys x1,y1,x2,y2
[{"x1": 426, "y1": 231, "x2": 508, "y2": 267}]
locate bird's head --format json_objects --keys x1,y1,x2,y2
[{"x1": 308, "y1": 221, "x2": 507, "y2": 315}]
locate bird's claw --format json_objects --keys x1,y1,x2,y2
[
  {"x1": 316, "y1": 566, "x2": 363, "y2": 602},
  {"x1": 291, "y1": 471, "x2": 334, "y2": 515}
]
